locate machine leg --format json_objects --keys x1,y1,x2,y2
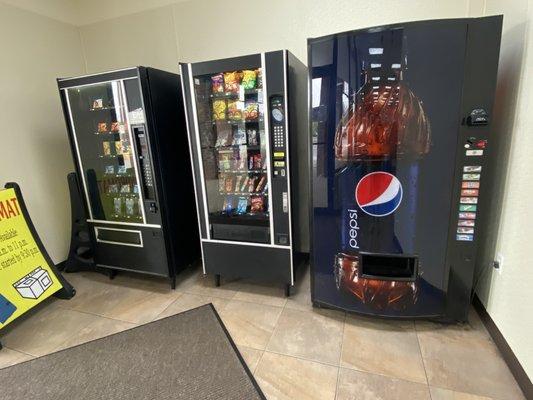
[
  {"x1": 170, "y1": 275, "x2": 176, "y2": 290},
  {"x1": 214, "y1": 274, "x2": 221, "y2": 287},
  {"x1": 285, "y1": 284, "x2": 291, "y2": 297},
  {"x1": 108, "y1": 269, "x2": 117, "y2": 280},
  {"x1": 0, "y1": 341, "x2": 3, "y2": 351}
]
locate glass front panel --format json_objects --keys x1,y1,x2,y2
[
  {"x1": 67, "y1": 81, "x2": 143, "y2": 223},
  {"x1": 193, "y1": 68, "x2": 270, "y2": 239}
]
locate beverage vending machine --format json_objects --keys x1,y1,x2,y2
[
  {"x1": 308, "y1": 16, "x2": 502, "y2": 321},
  {"x1": 180, "y1": 51, "x2": 308, "y2": 294},
  {"x1": 58, "y1": 67, "x2": 199, "y2": 288}
]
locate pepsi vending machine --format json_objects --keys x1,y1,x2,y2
[{"x1": 309, "y1": 16, "x2": 502, "y2": 321}]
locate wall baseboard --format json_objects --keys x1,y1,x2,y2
[{"x1": 473, "y1": 295, "x2": 532, "y2": 399}]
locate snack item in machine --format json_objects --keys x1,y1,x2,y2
[
  {"x1": 227, "y1": 100, "x2": 243, "y2": 121},
  {"x1": 98, "y1": 122, "x2": 107, "y2": 133},
  {"x1": 244, "y1": 101, "x2": 259, "y2": 120},
  {"x1": 250, "y1": 195, "x2": 264, "y2": 213},
  {"x1": 218, "y1": 174, "x2": 226, "y2": 192},
  {"x1": 120, "y1": 184, "x2": 131, "y2": 193},
  {"x1": 125, "y1": 198, "x2": 136, "y2": 216},
  {"x1": 255, "y1": 175, "x2": 267, "y2": 192},
  {"x1": 115, "y1": 141, "x2": 124, "y2": 155},
  {"x1": 234, "y1": 175, "x2": 243, "y2": 192},
  {"x1": 233, "y1": 147, "x2": 247, "y2": 170},
  {"x1": 113, "y1": 197, "x2": 122, "y2": 215},
  {"x1": 215, "y1": 123, "x2": 232, "y2": 147},
  {"x1": 110, "y1": 122, "x2": 120, "y2": 132},
  {"x1": 102, "y1": 141, "x2": 111, "y2": 156},
  {"x1": 256, "y1": 68, "x2": 262, "y2": 88},
  {"x1": 105, "y1": 165, "x2": 114, "y2": 175},
  {"x1": 236, "y1": 197, "x2": 248, "y2": 214},
  {"x1": 222, "y1": 196, "x2": 234, "y2": 213},
  {"x1": 253, "y1": 154, "x2": 262, "y2": 170},
  {"x1": 218, "y1": 149, "x2": 233, "y2": 170},
  {"x1": 225, "y1": 176, "x2": 234, "y2": 192},
  {"x1": 241, "y1": 70, "x2": 257, "y2": 90},
  {"x1": 211, "y1": 73, "x2": 224, "y2": 94},
  {"x1": 212, "y1": 99, "x2": 227, "y2": 120},
  {"x1": 232, "y1": 126, "x2": 246, "y2": 145},
  {"x1": 240, "y1": 176, "x2": 249, "y2": 192},
  {"x1": 247, "y1": 129, "x2": 258, "y2": 145},
  {"x1": 224, "y1": 71, "x2": 241, "y2": 93},
  {"x1": 92, "y1": 99, "x2": 103, "y2": 109},
  {"x1": 248, "y1": 176, "x2": 257, "y2": 192}
]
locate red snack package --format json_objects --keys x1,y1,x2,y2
[{"x1": 250, "y1": 196, "x2": 264, "y2": 213}]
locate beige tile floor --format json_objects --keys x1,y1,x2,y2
[{"x1": 0, "y1": 264, "x2": 525, "y2": 400}]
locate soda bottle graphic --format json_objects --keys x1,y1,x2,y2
[{"x1": 333, "y1": 63, "x2": 431, "y2": 311}]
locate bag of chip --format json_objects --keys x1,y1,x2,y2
[
  {"x1": 227, "y1": 100, "x2": 243, "y2": 120},
  {"x1": 256, "y1": 68, "x2": 262, "y2": 88},
  {"x1": 244, "y1": 102, "x2": 259, "y2": 120},
  {"x1": 241, "y1": 70, "x2": 257, "y2": 90},
  {"x1": 236, "y1": 197, "x2": 248, "y2": 214},
  {"x1": 212, "y1": 73, "x2": 224, "y2": 94},
  {"x1": 213, "y1": 99, "x2": 226, "y2": 120},
  {"x1": 250, "y1": 195, "x2": 264, "y2": 213},
  {"x1": 224, "y1": 71, "x2": 241, "y2": 93}
]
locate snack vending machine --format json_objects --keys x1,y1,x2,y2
[
  {"x1": 58, "y1": 67, "x2": 199, "y2": 288},
  {"x1": 309, "y1": 16, "x2": 502, "y2": 321},
  {"x1": 180, "y1": 51, "x2": 308, "y2": 294}
]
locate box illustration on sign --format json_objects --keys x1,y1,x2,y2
[{"x1": 13, "y1": 266, "x2": 53, "y2": 299}]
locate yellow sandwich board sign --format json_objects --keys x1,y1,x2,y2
[{"x1": 0, "y1": 183, "x2": 75, "y2": 330}]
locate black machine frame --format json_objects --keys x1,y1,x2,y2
[
  {"x1": 308, "y1": 16, "x2": 503, "y2": 321},
  {"x1": 58, "y1": 67, "x2": 199, "y2": 288},
  {"x1": 180, "y1": 51, "x2": 308, "y2": 295}
]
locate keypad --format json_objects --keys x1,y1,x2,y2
[{"x1": 273, "y1": 125, "x2": 284, "y2": 148}]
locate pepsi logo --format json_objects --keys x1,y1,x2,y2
[{"x1": 355, "y1": 172, "x2": 403, "y2": 217}]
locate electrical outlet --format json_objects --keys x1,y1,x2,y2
[{"x1": 494, "y1": 252, "x2": 504, "y2": 275}]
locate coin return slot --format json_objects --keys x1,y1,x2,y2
[
  {"x1": 359, "y1": 253, "x2": 418, "y2": 282},
  {"x1": 95, "y1": 228, "x2": 142, "y2": 247}
]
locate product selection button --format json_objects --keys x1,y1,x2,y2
[
  {"x1": 462, "y1": 181, "x2": 480, "y2": 189},
  {"x1": 456, "y1": 234, "x2": 474, "y2": 241},
  {"x1": 459, "y1": 204, "x2": 477, "y2": 212},
  {"x1": 460, "y1": 197, "x2": 478, "y2": 204},
  {"x1": 463, "y1": 173, "x2": 480, "y2": 181},
  {"x1": 458, "y1": 212, "x2": 476, "y2": 219}
]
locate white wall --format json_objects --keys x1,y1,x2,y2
[
  {"x1": 0, "y1": 3, "x2": 86, "y2": 262},
  {"x1": 474, "y1": 0, "x2": 533, "y2": 380}
]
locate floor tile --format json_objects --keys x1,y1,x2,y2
[
  {"x1": 238, "y1": 345, "x2": 263, "y2": 373},
  {"x1": 254, "y1": 352, "x2": 337, "y2": 400},
  {"x1": 336, "y1": 368, "x2": 431, "y2": 400},
  {"x1": 430, "y1": 386, "x2": 494, "y2": 400},
  {"x1": 156, "y1": 293, "x2": 229, "y2": 319},
  {"x1": 341, "y1": 315, "x2": 427, "y2": 384},
  {"x1": 0, "y1": 303, "x2": 100, "y2": 356},
  {"x1": 178, "y1": 271, "x2": 238, "y2": 300},
  {"x1": 417, "y1": 325, "x2": 524, "y2": 399},
  {"x1": 59, "y1": 273, "x2": 181, "y2": 324},
  {"x1": 415, "y1": 307, "x2": 490, "y2": 342},
  {"x1": 267, "y1": 307, "x2": 344, "y2": 365},
  {"x1": 229, "y1": 281, "x2": 288, "y2": 307},
  {"x1": 219, "y1": 300, "x2": 282, "y2": 350},
  {"x1": 56, "y1": 317, "x2": 135, "y2": 351},
  {"x1": 0, "y1": 348, "x2": 33, "y2": 369}
]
